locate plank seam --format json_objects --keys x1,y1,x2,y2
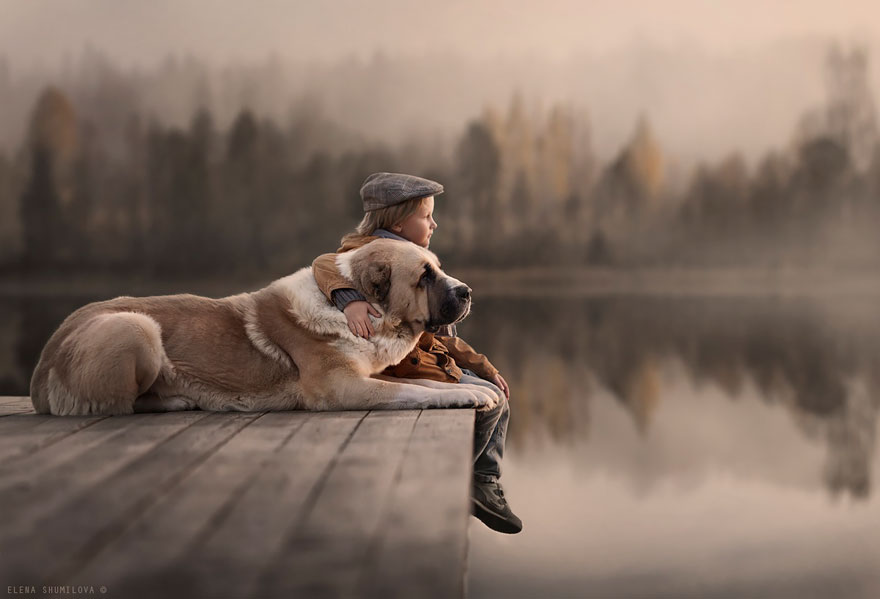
[
  {"x1": 0, "y1": 411, "x2": 35, "y2": 418},
  {"x1": 57, "y1": 412, "x2": 265, "y2": 580},
  {"x1": 0, "y1": 414, "x2": 164, "y2": 487},
  {"x1": 355, "y1": 409, "x2": 424, "y2": 591},
  {"x1": 0, "y1": 416, "x2": 111, "y2": 465},
  {"x1": 184, "y1": 412, "x2": 313, "y2": 554},
  {"x1": 254, "y1": 410, "x2": 414, "y2": 598},
  {"x1": 286, "y1": 411, "x2": 369, "y2": 534}
]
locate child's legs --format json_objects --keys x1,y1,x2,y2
[{"x1": 460, "y1": 371, "x2": 509, "y2": 482}]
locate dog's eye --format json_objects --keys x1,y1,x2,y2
[{"x1": 418, "y1": 264, "x2": 436, "y2": 288}]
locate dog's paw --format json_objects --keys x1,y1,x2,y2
[
  {"x1": 461, "y1": 385, "x2": 498, "y2": 411},
  {"x1": 476, "y1": 395, "x2": 499, "y2": 412},
  {"x1": 433, "y1": 388, "x2": 483, "y2": 409},
  {"x1": 432, "y1": 387, "x2": 498, "y2": 410}
]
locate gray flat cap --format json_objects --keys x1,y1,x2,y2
[{"x1": 360, "y1": 172, "x2": 444, "y2": 212}]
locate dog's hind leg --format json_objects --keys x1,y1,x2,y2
[{"x1": 49, "y1": 312, "x2": 166, "y2": 415}]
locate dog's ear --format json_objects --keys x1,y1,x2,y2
[{"x1": 360, "y1": 261, "x2": 391, "y2": 303}]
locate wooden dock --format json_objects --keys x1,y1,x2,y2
[{"x1": 0, "y1": 396, "x2": 474, "y2": 598}]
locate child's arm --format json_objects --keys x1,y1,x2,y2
[
  {"x1": 437, "y1": 336, "x2": 509, "y2": 398},
  {"x1": 312, "y1": 253, "x2": 360, "y2": 303},
  {"x1": 435, "y1": 336, "x2": 497, "y2": 378},
  {"x1": 312, "y1": 253, "x2": 380, "y2": 338}
]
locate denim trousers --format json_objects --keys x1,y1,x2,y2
[{"x1": 460, "y1": 370, "x2": 509, "y2": 483}]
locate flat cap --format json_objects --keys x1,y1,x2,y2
[{"x1": 360, "y1": 172, "x2": 444, "y2": 212}]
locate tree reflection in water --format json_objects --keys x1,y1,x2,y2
[{"x1": 457, "y1": 295, "x2": 880, "y2": 500}]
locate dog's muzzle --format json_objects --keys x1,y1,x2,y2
[{"x1": 428, "y1": 284, "x2": 471, "y2": 331}]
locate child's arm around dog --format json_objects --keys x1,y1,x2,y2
[
  {"x1": 312, "y1": 249, "x2": 380, "y2": 338},
  {"x1": 312, "y1": 247, "x2": 508, "y2": 397}
]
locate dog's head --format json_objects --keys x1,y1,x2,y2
[{"x1": 343, "y1": 239, "x2": 471, "y2": 334}]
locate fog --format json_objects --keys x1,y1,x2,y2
[
  {"x1": 3, "y1": 0, "x2": 879, "y2": 63},
  {"x1": 2, "y1": 1, "x2": 880, "y2": 163}
]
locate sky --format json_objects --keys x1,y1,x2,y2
[
  {"x1": 1, "y1": 0, "x2": 879, "y2": 166},
  {"x1": 1, "y1": 0, "x2": 879, "y2": 67}
]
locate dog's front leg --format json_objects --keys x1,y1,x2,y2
[
  {"x1": 321, "y1": 374, "x2": 493, "y2": 411},
  {"x1": 371, "y1": 375, "x2": 500, "y2": 411}
]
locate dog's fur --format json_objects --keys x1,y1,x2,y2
[{"x1": 30, "y1": 239, "x2": 500, "y2": 415}]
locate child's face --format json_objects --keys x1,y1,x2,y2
[{"x1": 391, "y1": 196, "x2": 437, "y2": 248}]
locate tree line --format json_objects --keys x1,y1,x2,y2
[{"x1": 1, "y1": 45, "x2": 878, "y2": 276}]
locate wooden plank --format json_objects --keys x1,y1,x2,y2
[
  {"x1": 0, "y1": 405, "x2": 35, "y2": 416},
  {"x1": 70, "y1": 411, "x2": 311, "y2": 596},
  {"x1": 359, "y1": 409, "x2": 475, "y2": 598},
  {"x1": 256, "y1": 410, "x2": 421, "y2": 598},
  {"x1": 0, "y1": 397, "x2": 34, "y2": 416},
  {"x1": 0, "y1": 414, "x2": 108, "y2": 464},
  {"x1": 0, "y1": 414, "x2": 51, "y2": 437},
  {"x1": 157, "y1": 410, "x2": 367, "y2": 599},
  {"x1": 0, "y1": 407, "x2": 476, "y2": 598},
  {"x1": 0, "y1": 414, "x2": 153, "y2": 487},
  {"x1": 0, "y1": 412, "x2": 209, "y2": 518},
  {"x1": 0, "y1": 411, "x2": 260, "y2": 583},
  {"x1": 0, "y1": 396, "x2": 31, "y2": 407}
]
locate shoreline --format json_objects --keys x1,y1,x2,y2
[{"x1": 2, "y1": 267, "x2": 880, "y2": 299}]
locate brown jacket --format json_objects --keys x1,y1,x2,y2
[{"x1": 311, "y1": 235, "x2": 499, "y2": 383}]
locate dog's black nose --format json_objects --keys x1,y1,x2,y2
[{"x1": 455, "y1": 285, "x2": 471, "y2": 301}]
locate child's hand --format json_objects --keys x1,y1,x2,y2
[
  {"x1": 343, "y1": 301, "x2": 381, "y2": 339},
  {"x1": 493, "y1": 373, "x2": 510, "y2": 400}
]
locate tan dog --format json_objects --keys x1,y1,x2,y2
[{"x1": 30, "y1": 239, "x2": 499, "y2": 415}]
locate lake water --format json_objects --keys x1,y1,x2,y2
[
  {"x1": 459, "y1": 295, "x2": 880, "y2": 599},
  {"x1": 1, "y1": 290, "x2": 878, "y2": 598}
]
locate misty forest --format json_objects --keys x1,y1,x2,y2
[
  {"x1": 0, "y1": 39, "x2": 878, "y2": 511},
  {"x1": 0, "y1": 44, "x2": 879, "y2": 276}
]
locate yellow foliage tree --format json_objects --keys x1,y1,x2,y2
[{"x1": 27, "y1": 87, "x2": 79, "y2": 208}]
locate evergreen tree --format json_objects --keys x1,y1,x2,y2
[
  {"x1": 0, "y1": 152, "x2": 16, "y2": 263},
  {"x1": 791, "y1": 136, "x2": 851, "y2": 225},
  {"x1": 454, "y1": 121, "x2": 501, "y2": 251},
  {"x1": 146, "y1": 120, "x2": 212, "y2": 273},
  {"x1": 20, "y1": 147, "x2": 61, "y2": 268}
]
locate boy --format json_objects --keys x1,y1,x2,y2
[{"x1": 311, "y1": 172, "x2": 521, "y2": 534}]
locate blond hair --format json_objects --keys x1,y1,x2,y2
[{"x1": 340, "y1": 196, "x2": 428, "y2": 246}]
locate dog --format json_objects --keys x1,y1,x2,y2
[{"x1": 30, "y1": 239, "x2": 500, "y2": 415}]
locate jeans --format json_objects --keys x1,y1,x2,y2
[{"x1": 460, "y1": 370, "x2": 509, "y2": 483}]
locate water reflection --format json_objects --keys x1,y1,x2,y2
[
  {"x1": 457, "y1": 295, "x2": 880, "y2": 599},
  {"x1": 458, "y1": 296, "x2": 880, "y2": 500}
]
